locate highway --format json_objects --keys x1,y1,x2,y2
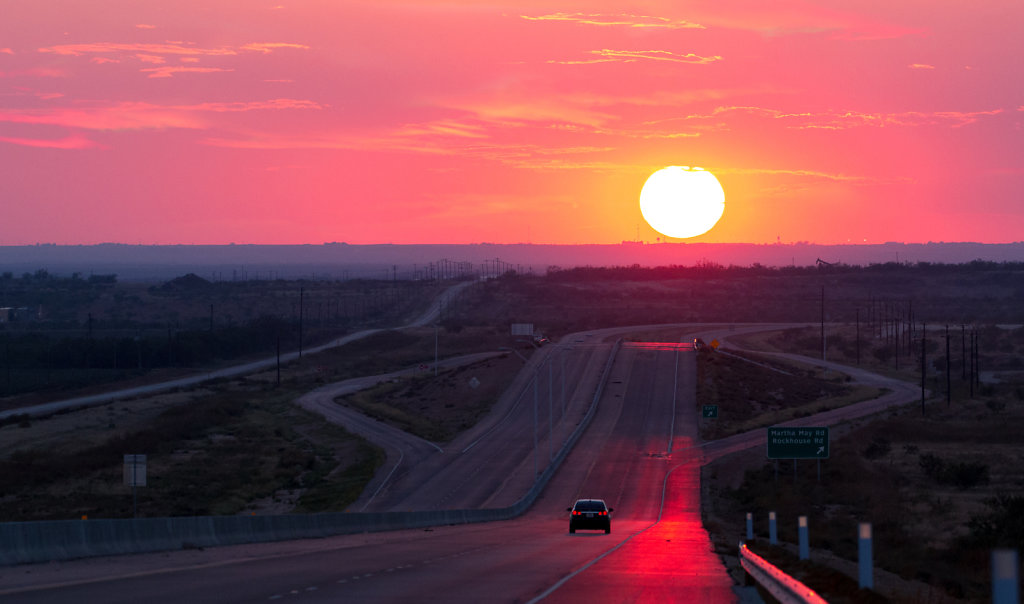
[
  {"x1": 0, "y1": 281, "x2": 472, "y2": 422},
  {"x1": 0, "y1": 323, "x2": 924, "y2": 602},
  {"x1": 0, "y1": 337, "x2": 746, "y2": 603}
]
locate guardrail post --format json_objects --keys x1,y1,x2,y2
[
  {"x1": 746, "y1": 512, "x2": 753, "y2": 541},
  {"x1": 769, "y1": 511, "x2": 777, "y2": 545},
  {"x1": 858, "y1": 522, "x2": 873, "y2": 589},
  {"x1": 798, "y1": 516, "x2": 809, "y2": 560},
  {"x1": 993, "y1": 549, "x2": 1019, "y2": 604}
]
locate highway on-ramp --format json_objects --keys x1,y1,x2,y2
[
  {"x1": 1, "y1": 323, "x2": 925, "y2": 603},
  {"x1": 1, "y1": 338, "x2": 745, "y2": 603},
  {"x1": 0, "y1": 281, "x2": 472, "y2": 422}
]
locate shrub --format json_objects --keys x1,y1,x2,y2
[
  {"x1": 967, "y1": 494, "x2": 1024, "y2": 548},
  {"x1": 862, "y1": 436, "x2": 891, "y2": 460},
  {"x1": 919, "y1": 452, "x2": 990, "y2": 490}
]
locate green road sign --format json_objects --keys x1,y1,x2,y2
[
  {"x1": 766, "y1": 427, "x2": 829, "y2": 459},
  {"x1": 702, "y1": 405, "x2": 719, "y2": 418}
]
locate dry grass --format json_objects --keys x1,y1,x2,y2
[
  {"x1": 339, "y1": 352, "x2": 524, "y2": 443},
  {"x1": 701, "y1": 348, "x2": 1024, "y2": 601}
]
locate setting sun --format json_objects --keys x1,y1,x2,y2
[{"x1": 639, "y1": 166, "x2": 725, "y2": 239}]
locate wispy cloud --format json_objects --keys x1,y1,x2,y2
[
  {"x1": 719, "y1": 166, "x2": 888, "y2": 183},
  {"x1": 140, "y1": 66, "x2": 233, "y2": 78},
  {"x1": 0, "y1": 99, "x2": 321, "y2": 131},
  {"x1": 659, "y1": 105, "x2": 1004, "y2": 130},
  {"x1": 0, "y1": 135, "x2": 99, "y2": 149},
  {"x1": 397, "y1": 119, "x2": 489, "y2": 139},
  {"x1": 551, "y1": 49, "x2": 722, "y2": 65},
  {"x1": 135, "y1": 24, "x2": 156, "y2": 30},
  {"x1": 240, "y1": 43, "x2": 310, "y2": 53},
  {"x1": 0, "y1": 48, "x2": 13, "y2": 55},
  {"x1": 0, "y1": 67, "x2": 65, "y2": 78},
  {"x1": 39, "y1": 42, "x2": 238, "y2": 57},
  {"x1": 908, "y1": 63, "x2": 935, "y2": 69},
  {"x1": 521, "y1": 12, "x2": 704, "y2": 29}
]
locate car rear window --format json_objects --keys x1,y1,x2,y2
[{"x1": 574, "y1": 501, "x2": 606, "y2": 512}]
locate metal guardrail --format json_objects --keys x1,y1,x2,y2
[
  {"x1": 739, "y1": 541, "x2": 828, "y2": 604},
  {"x1": 0, "y1": 340, "x2": 623, "y2": 567}
]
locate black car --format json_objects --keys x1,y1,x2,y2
[{"x1": 567, "y1": 498, "x2": 612, "y2": 534}]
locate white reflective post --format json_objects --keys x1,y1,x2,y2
[
  {"x1": 769, "y1": 511, "x2": 777, "y2": 545},
  {"x1": 798, "y1": 516, "x2": 809, "y2": 560},
  {"x1": 746, "y1": 512, "x2": 753, "y2": 541},
  {"x1": 858, "y1": 523, "x2": 873, "y2": 589},
  {"x1": 993, "y1": 549, "x2": 1019, "y2": 604}
]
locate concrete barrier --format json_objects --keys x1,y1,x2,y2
[{"x1": 0, "y1": 341, "x2": 622, "y2": 567}]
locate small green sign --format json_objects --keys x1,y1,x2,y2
[
  {"x1": 702, "y1": 405, "x2": 719, "y2": 418},
  {"x1": 766, "y1": 426, "x2": 829, "y2": 459}
]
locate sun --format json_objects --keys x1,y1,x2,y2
[{"x1": 639, "y1": 166, "x2": 725, "y2": 239}]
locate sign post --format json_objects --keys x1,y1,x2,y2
[
  {"x1": 701, "y1": 405, "x2": 719, "y2": 419},
  {"x1": 123, "y1": 454, "x2": 146, "y2": 518}
]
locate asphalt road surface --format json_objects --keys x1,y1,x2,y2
[
  {"x1": 0, "y1": 281, "x2": 472, "y2": 421},
  {"x1": 1, "y1": 323, "x2": 924, "y2": 603},
  {"x1": 1, "y1": 337, "x2": 746, "y2": 603}
]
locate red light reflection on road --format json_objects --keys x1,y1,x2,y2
[
  {"x1": 545, "y1": 443, "x2": 736, "y2": 603},
  {"x1": 623, "y1": 342, "x2": 696, "y2": 351}
]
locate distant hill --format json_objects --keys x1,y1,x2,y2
[{"x1": 1, "y1": 242, "x2": 1022, "y2": 281}]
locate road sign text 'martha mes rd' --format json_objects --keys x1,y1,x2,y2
[{"x1": 766, "y1": 427, "x2": 829, "y2": 459}]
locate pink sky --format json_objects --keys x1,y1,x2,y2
[{"x1": 1, "y1": 1, "x2": 1021, "y2": 245}]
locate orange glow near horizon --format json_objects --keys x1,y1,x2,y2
[{"x1": 0, "y1": 2, "x2": 1021, "y2": 245}]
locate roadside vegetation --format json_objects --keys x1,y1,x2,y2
[
  {"x1": 0, "y1": 325, "x2": 516, "y2": 520},
  {"x1": 695, "y1": 347, "x2": 883, "y2": 440},
  {"x1": 0, "y1": 270, "x2": 446, "y2": 406},
  {"x1": 339, "y1": 351, "x2": 525, "y2": 443},
  {"x1": 0, "y1": 384, "x2": 383, "y2": 520},
  {"x1": 2, "y1": 260, "x2": 1022, "y2": 601},
  {"x1": 698, "y1": 328, "x2": 1024, "y2": 602}
]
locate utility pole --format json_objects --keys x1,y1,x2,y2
[
  {"x1": 820, "y1": 285, "x2": 825, "y2": 361},
  {"x1": 961, "y1": 324, "x2": 966, "y2": 380},
  {"x1": 855, "y1": 307, "x2": 860, "y2": 365},
  {"x1": 298, "y1": 287, "x2": 304, "y2": 358},
  {"x1": 970, "y1": 329, "x2": 975, "y2": 398},
  {"x1": 920, "y1": 323, "x2": 926, "y2": 415},
  {"x1": 946, "y1": 325, "x2": 951, "y2": 407}
]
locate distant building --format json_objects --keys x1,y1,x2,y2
[{"x1": 0, "y1": 307, "x2": 41, "y2": 323}]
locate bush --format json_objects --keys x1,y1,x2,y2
[
  {"x1": 919, "y1": 452, "x2": 990, "y2": 490},
  {"x1": 967, "y1": 494, "x2": 1024, "y2": 548},
  {"x1": 862, "y1": 436, "x2": 891, "y2": 460}
]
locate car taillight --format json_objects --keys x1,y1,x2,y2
[
  {"x1": 600, "y1": 511, "x2": 607, "y2": 515},
  {"x1": 572, "y1": 511, "x2": 579, "y2": 515}
]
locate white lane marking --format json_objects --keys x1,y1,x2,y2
[
  {"x1": 460, "y1": 374, "x2": 531, "y2": 453},
  {"x1": 269, "y1": 596, "x2": 282, "y2": 600},
  {"x1": 305, "y1": 586, "x2": 317, "y2": 591},
  {"x1": 358, "y1": 449, "x2": 404, "y2": 511},
  {"x1": 529, "y1": 456, "x2": 686, "y2": 603}
]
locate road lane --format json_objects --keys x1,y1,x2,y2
[
  {"x1": 2, "y1": 323, "x2": 927, "y2": 603},
  {"x1": 3, "y1": 337, "x2": 744, "y2": 603},
  {"x1": 537, "y1": 342, "x2": 737, "y2": 603},
  {"x1": 0, "y1": 281, "x2": 472, "y2": 421}
]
